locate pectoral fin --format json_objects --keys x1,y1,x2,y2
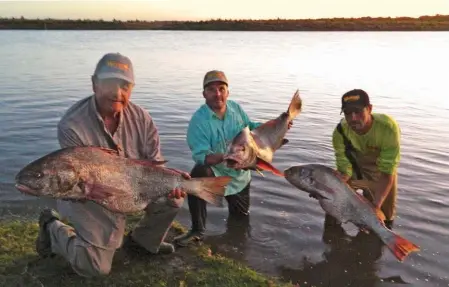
[
  {"x1": 255, "y1": 168, "x2": 265, "y2": 177},
  {"x1": 79, "y1": 179, "x2": 116, "y2": 201}
]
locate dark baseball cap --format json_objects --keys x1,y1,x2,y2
[
  {"x1": 341, "y1": 89, "x2": 370, "y2": 114},
  {"x1": 93, "y1": 53, "x2": 135, "y2": 84}
]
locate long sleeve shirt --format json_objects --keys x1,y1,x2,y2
[{"x1": 186, "y1": 100, "x2": 261, "y2": 196}]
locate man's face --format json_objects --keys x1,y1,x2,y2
[
  {"x1": 203, "y1": 82, "x2": 229, "y2": 111},
  {"x1": 93, "y1": 77, "x2": 134, "y2": 115},
  {"x1": 343, "y1": 105, "x2": 372, "y2": 133}
]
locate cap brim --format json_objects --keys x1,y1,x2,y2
[
  {"x1": 204, "y1": 79, "x2": 228, "y2": 88},
  {"x1": 96, "y1": 72, "x2": 135, "y2": 84},
  {"x1": 341, "y1": 105, "x2": 365, "y2": 114}
]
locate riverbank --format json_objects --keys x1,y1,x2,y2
[
  {"x1": 0, "y1": 214, "x2": 294, "y2": 287},
  {"x1": 1, "y1": 15, "x2": 448, "y2": 31}
]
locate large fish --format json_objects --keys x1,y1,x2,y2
[
  {"x1": 284, "y1": 163, "x2": 420, "y2": 262},
  {"x1": 224, "y1": 89, "x2": 302, "y2": 176},
  {"x1": 15, "y1": 146, "x2": 232, "y2": 214}
]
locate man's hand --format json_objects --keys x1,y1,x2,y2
[
  {"x1": 168, "y1": 188, "x2": 186, "y2": 199},
  {"x1": 288, "y1": 120, "x2": 293, "y2": 130},
  {"x1": 166, "y1": 168, "x2": 190, "y2": 200}
]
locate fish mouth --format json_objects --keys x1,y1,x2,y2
[
  {"x1": 223, "y1": 156, "x2": 242, "y2": 168},
  {"x1": 15, "y1": 184, "x2": 38, "y2": 196}
]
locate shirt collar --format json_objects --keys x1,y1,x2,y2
[
  {"x1": 204, "y1": 102, "x2": 229, "y2": 120},
  {"x1": 89, "y1": 95, "x2": 124, "y2": 125}
]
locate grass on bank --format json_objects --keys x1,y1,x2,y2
[{"x1": 0, "y1": 214, "x2": 294, "y2": 287}]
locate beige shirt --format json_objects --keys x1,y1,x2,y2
[{"x1": 56, "y1": 95, "x2": 163, "y2": 249}]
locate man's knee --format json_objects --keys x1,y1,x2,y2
[
  {"x1": 70, "y1": 244, "x2": 113, "y2": 277},
  {"x1": 190, "y1": 164, "x2": 214, "y2": 178}
]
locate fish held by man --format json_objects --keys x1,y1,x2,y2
[
  {"x1": 15, "y1": 146, "x2": 232, "y2": 214},
  {"x1": 284, "y1": 163, "x2": 420, "y2": 262},
  {"x1": 224, "y1": 89, "x2": 302, "y2": 177}
]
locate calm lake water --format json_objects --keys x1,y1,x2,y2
[{"x1": 1, "y1": 30, "x2": 448, "y2": 286}]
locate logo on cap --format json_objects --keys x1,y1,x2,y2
[
  {"x1": 343, "y1": 95, "x2": 360, "y2": 102},
  {"x1": 106, "y1": 60, "x2": 129, "y2": 71}
]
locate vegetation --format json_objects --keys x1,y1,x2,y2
[
  {"x1": 0, "y1": 214, "x2": 294, "y2": 287},
  {"x1": 1, "y1": 15, "x2": 448, "y2": 31}
]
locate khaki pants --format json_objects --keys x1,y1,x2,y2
[
  {"x1": 48, "y1": 197, "x2": 184, "y2": 277},
  {"x1": 349, "y1": 176, "x2": 397, "y2": 221}
]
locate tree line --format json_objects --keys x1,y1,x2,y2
[{"x1": 1, "y1": 15, "x2": 448, "y2": 31}]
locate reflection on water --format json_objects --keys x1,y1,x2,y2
[{"x1": 207, "y1": 214, "x2": 251, "y2": 263}]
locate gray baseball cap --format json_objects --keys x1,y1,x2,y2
[
  {"x1": 203, "y1": 70, "x2": 228, "y2": 88},
  {"x1": 93, "y1": 53, "x2": 135, "y2": 84}
]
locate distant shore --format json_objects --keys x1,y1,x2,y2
[{"x1": 1, "y1": 15, "x2": 449, "y2": 31}]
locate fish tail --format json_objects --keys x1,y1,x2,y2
[
  {"x1": 286, "y1": 89, "x2": 302, "y2": 121},
  {"x1": 385, "y1": 232, "x2": 420, "y2": 262},
  {"x1": 182, "y1": 176, "x2": 232, "y2": 207}
]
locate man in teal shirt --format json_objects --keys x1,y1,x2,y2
[{"x1": 174, "y1": 70, "x2": 262, "y2": 246}]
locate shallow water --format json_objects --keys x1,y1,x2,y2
[{"x1": 1, "y1": 30, "x2": 448, "y2": 286}]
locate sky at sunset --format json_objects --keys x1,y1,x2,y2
[{"x1": 1, "y1": 0, "x2": 449, "y2": 21}]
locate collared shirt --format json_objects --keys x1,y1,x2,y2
[
  {"x1": 332, "y1": 113, "x2": 401, "y2": 177},
  {"x1": 186, "y1": 100, "x2": 261, "y2": 196},
  {"x1": 56, "y1": 95, "x2": 163, "y2": 249}
]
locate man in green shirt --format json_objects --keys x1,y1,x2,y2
[{"x1": 329, "y1": 89, "x2": 401, "y2": 230}]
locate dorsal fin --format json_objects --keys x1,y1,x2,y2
[
  {"x1": 128, "y1": 158, "x2": 168, "y2": 167},
  {"x1": 353, "y1": 190, "x2": 386, "y2": 222}
]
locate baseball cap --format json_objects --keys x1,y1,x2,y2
[
  {"x1": 203, "y1": 70, "x2": 228, "y2": 88},
  {"x1": 341, "y1": 89, "x2": 370, "y2": 114},
  {"x1": 93, "y1": 53, "x2": 135, "y2": 84}
]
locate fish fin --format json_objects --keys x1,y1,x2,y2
[
  {"x1": 256, "y1": 158, "x2": 285, "y2": 177},
  {"x1": 255, "y1": 168, "x2": 265, "y2": 177},
  {"x1": 80, "y1": 180, "x2": 116, "y2": 200},
  {"x1": 353, "y1": 190, "x2": 387, "y2": 222},
  {"x1": 375, "y1": 208, "x2": 386, "y2": 222},
  {"x1": 256, "y1": 158, "x2": 284, "y2": 177},
  {"x1": 182, "y1": 176, "x2": 232, "y2": 207},
  {"x1": 128, "y1": 159, "x2": 168, "y2": 167},
  {"x1": 286, "y1": 89, "x2": 302, "y2": 121},
  {"x1": 94, "y1": 147, "x2": 121, "y2": 156},
  {"x1": 385, "y1": 232, "x2": 420, "y2": 262},
  {"x1": 281, "y1": 138, "x2": 289, "y2": 146}
]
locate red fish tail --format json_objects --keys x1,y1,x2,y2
[
  {"x1": 183, "y1": 176, "x2": 232, "y2": 207},
  {"x1": 385, "y1": 232, "x2": 420, "y2": 262}
]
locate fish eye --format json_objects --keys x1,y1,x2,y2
[
  {"x1": 34, "y1": 172, "x2": 44, "y2": 179},
  {"x1": 307, "y1": 177, "x2": 315, "y2": 185}
]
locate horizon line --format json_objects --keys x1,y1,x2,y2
[{"x1": 2, "y1": 14, "x2": 448, "y2": 22}]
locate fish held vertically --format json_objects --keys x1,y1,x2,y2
[{"x1": 224, "y1": 89, "x2": 302, "y2": 176}]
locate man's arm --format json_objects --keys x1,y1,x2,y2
[
  {"x1": 372, "y1": 121, "x2": 401, "y2": 209},
  {"x1": 144, "y1": 115, "x2": 164, "y2": 162},
  {"x1": 332, "y1": 126, "x2": 353, "y2": 182},
  {"x1": 186, "y1": 120, "x2": 224, "y2": 166}
]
